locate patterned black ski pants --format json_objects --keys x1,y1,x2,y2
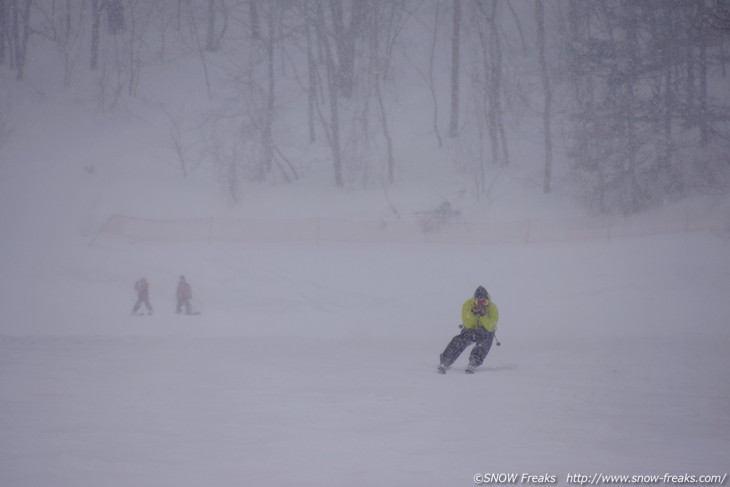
[{"x1": 439, "y1": 327, "x2": 494, "y2": 368}]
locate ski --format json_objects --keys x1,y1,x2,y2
[{"x1": 437, "y1": 366, "x2": 479, "y2": 374}]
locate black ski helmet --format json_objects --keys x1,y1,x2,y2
[{"x1": 474, "y1": 286, "x2": 489, "y2": 300}]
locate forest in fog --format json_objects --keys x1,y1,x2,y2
[{"x1": 2, "y1": 0, "x2": 730, "y2": 214}]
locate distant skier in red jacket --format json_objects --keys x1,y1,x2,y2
[
  {"x1": 176, "y1": 275, "x2": 193, "y2": 315},
  {"x1": 132, "y1": 278, "x2": 153, "y2": 315}
]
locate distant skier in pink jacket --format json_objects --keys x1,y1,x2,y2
[
  {"x1": 176, "y1": 275, "x2": 193, "y2": 315},
  {"x1": 132, "y1": 278, "x2": 153, "y2": 315}
]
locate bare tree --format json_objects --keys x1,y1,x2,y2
[
  {"x1": 563, "y1": 0, "x2": 730, "y2": 213},
  {"x1": 473, "y1": 0, "x2": 510, "y2": 167},
  {"x1": 307, "y1": 0, "x2": 407, "y2": 187},
  {"x1": 328, "y1": 0, "x2": 368, "y2": 100},
  {"x1": 185, "y1": 0, "x2": 213, "y2": 100},
  {"x1": 368, "y1": 0, "x2": 403, "y2": 184},
  {"x1": 407, "y1": 0, "x2": 443, "y2": 148},
  {"x1": 34, "y1": 0, "x2": 88, "y2": 87},
  {"x1": 313, "y1": 0, "x2": 344, "y2": 186}
]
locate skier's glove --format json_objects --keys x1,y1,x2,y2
[{"x1": 471, "y1": 304, "x2": 487, "y2": 316}]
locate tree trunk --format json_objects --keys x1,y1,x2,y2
[
  {"x1": 9, "y1": 0, "x2": 18, "y2": 70},
  {"x1": 428, "y1": 1, "x2": 442, "y2": 147},
  {"x1": 369, "y1": 5, "x2": 395, "y2": 184},
  {"x1": 328, "y1": 0, "x2": 365, "y2": 100},
  {"x1": 262, "y1": 2, "x2": 275, "y2": 178},
  {"x1": 107, "y1": 0, "x2": 125, "y2": 34},
  {"x1": 206, "y1": 0, "x2": 218, "y2": 51},
  {"x1": 0, "y1": 0, "x2": 6, "y2": 66},
  {"x1": 91, "y1": 0, "x2": 101, "y2": 69},
  {"x1": 186, "y1": 0, "x2": 213, "y2": 100},
  {"x1": 249, "y1": 0, "x2": 260, "y2": 39},
  {"x1": 698, "y1": 3, "x2": 709, "y2": 145},
  {"x1": 624, "y1": 2, "x2": 640, "y2": 212},
  {"x1": 490, "y1": 0, "x2": 509, "y2": 166},
  {"x1": 14, "y1": 0, "x2": 31, "y2": 80},
  {"x1": 476, "y1": 17, "x2": 498, "y2": 167},
  {"x1": 306, "y1": 5, "x2": 317, "y2": 143},
  {"x1": 315, "y1": 0, "x2": 344, "y2": 186},
  {"x1": 448, "y1": 0, "x2": 461, "y2": 138},
  {"x1": 536, "y1": 0, "x2": 552, "y2": 193}
]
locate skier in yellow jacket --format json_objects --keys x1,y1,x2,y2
[{"x1": 438, "y1": 286, "x2": 499, "y2": 374}]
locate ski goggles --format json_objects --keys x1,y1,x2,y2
[{"x1": 475, "y1": 298, "x2": 488, "y2": 306}]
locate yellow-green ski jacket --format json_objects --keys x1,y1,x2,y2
[{"x1": 461, "y1": 298, "x2": 499, "y2": 332}]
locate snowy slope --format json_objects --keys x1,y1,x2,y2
[{"x1": 2, "y1": 230, "x2": 730, "y2": 486}]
